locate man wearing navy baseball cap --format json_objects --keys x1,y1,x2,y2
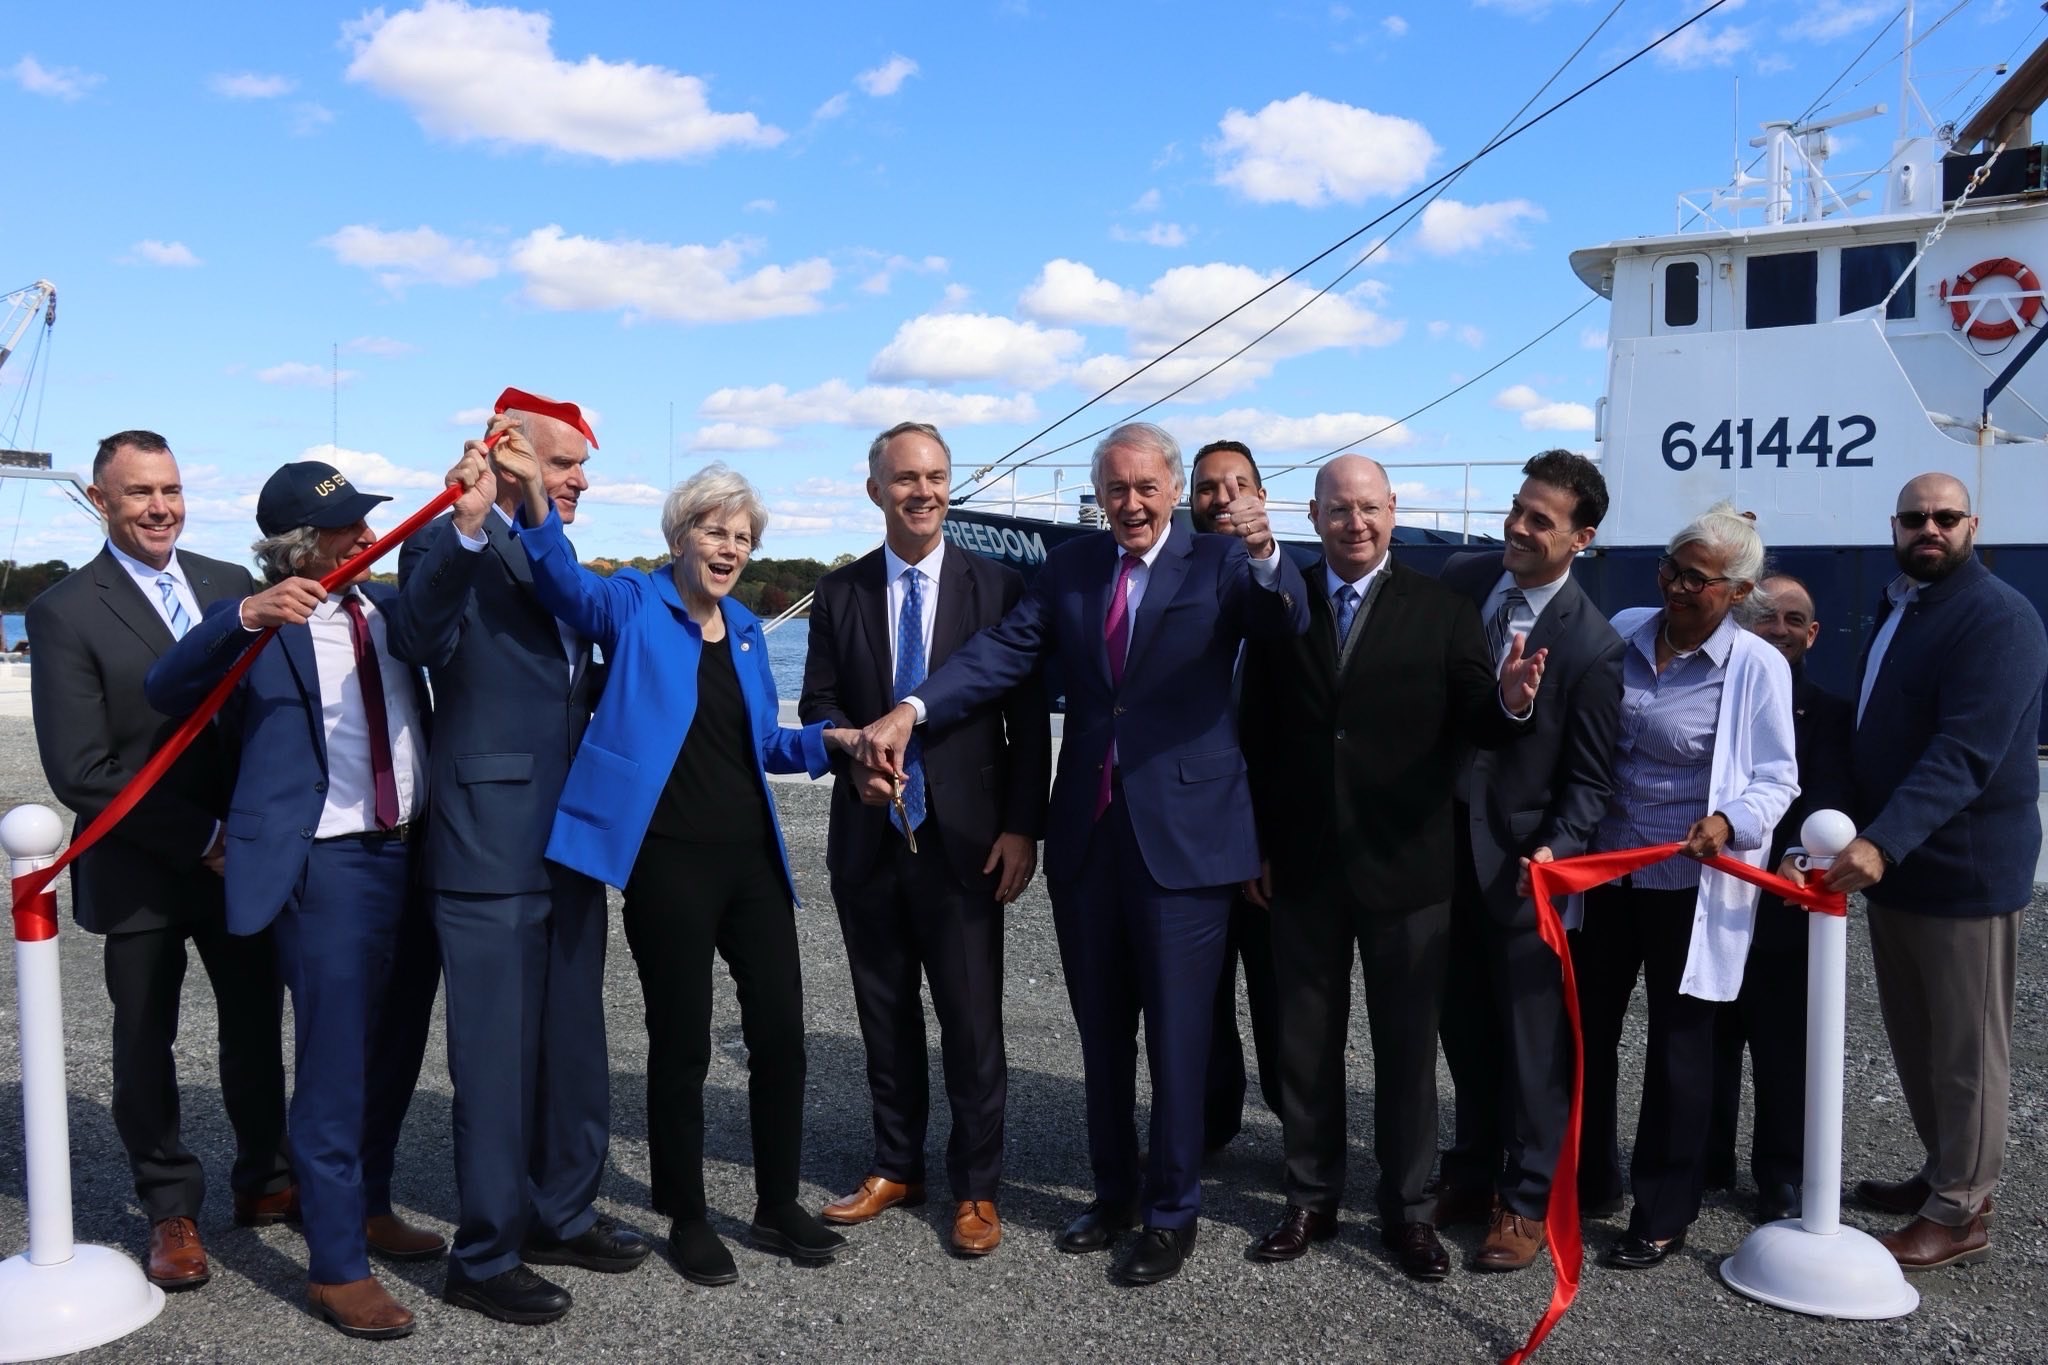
[{"x1": 145, "y1": 453, "x2": 488, "y2": 1338}]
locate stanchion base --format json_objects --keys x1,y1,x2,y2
[
  {"x1": 1720, "y1": 1221, "x2": 1921, "y2": 1320},
  {"x1": 0, "y1": 1244, "x2": 165, "y2": 1362}
]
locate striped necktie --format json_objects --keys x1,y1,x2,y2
[
  {"x1": 155, "y1": 573, "x2": 191, "y2": 640},
  {"x1": 891, "y1": 567, "x2": 927, "y2": 835},
  {"x1": 1487, "y1": 587, "x2": 1529, "y2": 665}
]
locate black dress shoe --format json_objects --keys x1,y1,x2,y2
[
  {"x1": 748, "y1": 1202, "x2": 848, "y2": 1264},
  {"x1": 1055, "y1": 1201, "x2": 1139, "y2": 1255},
  {"x1": 1754, "y1": 1183, "x2": 1801, "y2": 1224},
  {"x1": 523, "y1": 1214, "x2": 652, "y2": 1273},
  {"x1": 1113, "y1": 1226, "x2": 1195, "y2": 1285},
  {"x1": 442, "y1": 1264, "x2": 572, "y2": 1325},
  {"x1": 1381, "y1": 1221, "x2": 1450, "y2": 1282},
  {"x1": 666, "y1": 1219, "x2": 738, "y2": 1287},
  {"x1": 1248, "y1": 1206, "x2": 1338, "y2": 1262},
  {"x1": 1605, "y1": 1230, "x2": 1685, "y2": 1270}
]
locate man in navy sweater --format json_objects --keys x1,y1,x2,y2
[{"x1": 1817, "y1": 473, "x2": 2047, "y2": 1272}]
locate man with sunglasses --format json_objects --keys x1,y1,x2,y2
[{"x1": 1802, "y1": 473, "x2": 2047, "y2": 1272}]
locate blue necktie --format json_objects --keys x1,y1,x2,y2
[
  {"x1": 892, "y1": 568, "x2": 927, "y2": 835},
  {"x1": 1333, "y1": 584, "x2": 1360, "y2": 648},
  {"x1": 156, "y1": 573, "x2": 191, "y2": 640}
]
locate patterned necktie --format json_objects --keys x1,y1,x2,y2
[
  {"x1": 1488, "y1": 586, "x2": 1529, "y2": 665},
  {"x1": 1095, "y1": 553, "x2": 1143, "y2": 818},
  {"x1": 340, "y1": 595, "x2": 401, "y2": 830},
  {"x1": 891, "y1": 567, "x2": 927, "y2": 835},
  {"x1": 156, "y1": 573, "x2": 191, "y2": 640},
  {"x1": 1332, "y1": 584, "x2": 1360, "y2": 648}
]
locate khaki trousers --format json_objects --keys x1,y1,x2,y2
[{"x1": 1866, "y1": 901, "x2": 2021, "y2": 1227}]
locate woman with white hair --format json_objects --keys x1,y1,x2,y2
[
  {"x1": 493, "y1": 444, "x2": 864, "y2": 1288},
  {"x1": 1571, "y1": 501, "x2": 1798, "y2": 1270}
]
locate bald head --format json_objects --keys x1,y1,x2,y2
[
  {"x1": 501, "y1": 403, "x2": 593, "y2": 523},
  {"x1": 1310, "y1": 453, "x2": 1397, "y2": 579},
  {"x1": 1897, "y1": 472, "x2": 1970, "y2": 515},
  {"x1": 1891, "y1": 471, "x2": 1978, "y2": 583},
  {"x1": 1315, "y1": 453, "x2": 1390, "y2": 504}
]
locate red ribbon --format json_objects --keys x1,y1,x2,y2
[
  {"x1": 1505, "y1": 844, "x2": 1847, "y2": 1363},
  {"x1": 6, "y1": 483, "x2": 462, "y2": 930},
  {"x1": 484, "y1": 387, "x2": 598, "y2": 449}
]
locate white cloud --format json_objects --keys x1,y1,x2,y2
[
  {"x1": 857, "y1": 253, "x2": 948, "y2": 295},
  {"x1": 1785, "y1": 1, "x2": 1891, "y2": 42},
  {"x1": 1175, "y1": 407, "x2": 1415, "y2": 452},
  {"x1": 1493, "y1": 383, "x2": 1593, "y2": 431},
  {"x1": 343, "y1": 335, "x2": 417, "y2": 356},
  {"x1": 209, "y1": 72, "x2": 295, "y2": 99},
  {"x1": 9, "y1": 55, "x2": 101, "y2": 100},
  {"x1": 1427, "y1": 320, "x2": 1485, "y2": 346},
  {"x1": 1416, "y1": 198, "x2": 1545, "y2": 254},
  {"x1": 1655, "y1": 21, "x2": 1752, "y2": 69},
  {"x1": 1474, "y1": 0, "x2": 1560, "y2": 13},
  {"x1": 763, "y1": 476, "x2": 885, "y2": 538},
  {"x1": 699, "y1": 379, "x2": 1037, "y2": 429},
  {"x1": 321, "y1": 224, "x2": 500, "y2": 290},
  {"x1": 856, "y1": 54, "x2": 918, "y2": 97},
  {"x1": 1211, "y1": 93, "x2": 1437, "y2": 207},
  {"x1": 258, "y1": 362, "x2": 358, "y2": 387},
  {"x1": 581, "y1": 480, "x2": 665, "y2": 506},
  {"x1": 1018, "y1": 258, "x2": 1137, "y2": 325},
  {"x1": 1110, "y1": 222, "x2": 1190, "y2": 248},
  {"x1": 1580, "y1": 325, "x2": 1607, "y2": 350},
  {"x1": 343, "y1": 0, "x2": 784, "y2": 162},
  {"x1": 1382, "y1": 14, "x2": 1410, "y2": 35},
  {"x1": 869, "y1": 313, "x2": 1085, "y2": 389},
  {"x1": 1131, "y1": 188, "x2": 1162, "y2": 213},
  {"x1": 690, "y1": 422, "x2": 782, "y2": 452},
  {"x1": 813, "y1": 92, "x2": 851, "y2": 121},
  {"x1": 449, "y1": 406, "x2": 495, "y2": 426},
  {"x1": 939, "y1": 282, "x2": 973, "y2": 307},
  {"x1": 302, "y1": 444, "x2": 444, "y2": 494},
  {"x1": 743, "y1": 198, "x2": 777, "y2": 214},
  {"x1": 293, "y1": 102, "x2": 336, "y2": 134},
  {"x1": 509, "y1": 226, "x2": 834, "y2": 323},
  {"x1": 125, "y1": 240, "x2": 202, "y2": 268}
]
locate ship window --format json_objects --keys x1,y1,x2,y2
[
  {"x1": 1664, "y1": 261, "x2": 1701, "y2": 327},
  {"x1": 1746, "y1": 251, "x2": 1818, "y2": 328},
  {"x1": 1840, "y1": 242, "x2": 1917, "y2": 319}
]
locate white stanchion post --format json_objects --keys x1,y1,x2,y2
[
  {"x1": 0, "y1": 804, "x2": 165, "y2": 1363},
  {"x1": 1720, "y1": 809, "x2": 1919, "y2": 1320}
]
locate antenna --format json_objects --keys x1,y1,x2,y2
[
  {"x1": 1733, "y1": 76, "x2": 1741, "y2": 179},
  {"x1": 331, "y1": 341, "x2": 339, "y2": 451},
  {"x1": 1899, "y1": 0, "x2": 1916, "y2": 144},
  {"x1": 667, "y1": 401, "x2": 674, "y2": 486}
]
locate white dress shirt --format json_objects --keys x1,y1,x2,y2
[
  {"x1": 106, "y1": 540, "x2": 200, "y2": 635},
  {"x1": 884, "y1": 538, "x2": 944, "y2": 681},
  {"x1": 309, "y1": 591, "x2": 428, "y2": 837},
  {"x1": 1478, "y1": 568, "x2": 1568, "y2": 667},
  {"x1": 1323, "y1": 555, "x2": 1391, "y2": 651},
  {"x1": 1857, "y1": 574, "x2": 1922, "y2": 727}
]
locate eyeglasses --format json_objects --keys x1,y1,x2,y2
[
  {"x1": 1656, "y1": 555, "x2": 1732, "y2": 594},
  {"x1": 1894, "y1": 509, "x2": 1970, "y2": 531},
  {"x1": 691, "y1": 524, "x2": 756, "y2": 554}
]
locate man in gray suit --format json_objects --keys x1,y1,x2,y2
[
  {"x1": 28, "y1": 430, "x2": 292, "y2": 1291},
  {"x1": 1434, "y1": 450, "x2": 1625, "y2": 1272},
  {"x1": 390, "y1": 401, "x2": 649, "y2": 1327}
]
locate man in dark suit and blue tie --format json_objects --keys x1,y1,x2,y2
[
  {"x1": 28, "y1": 430, "x2": 292, "y2": 1292},
  {"x1": 801, "y1": 421, "x2": 1049, "y2": 1256},
  {"x1": 146, "y1": 460, "x2": 445, "y2": 1340},
  {"x1": 389, "y1": 401, "x2": 649, "y2": 1325},
  {"x1": 855, "y1": 421, "x2": 1309, "y2": 1285}
]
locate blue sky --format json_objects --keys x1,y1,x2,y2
[{"x1": 0, "y1": 0, "x2": 2032, "y2": 566}]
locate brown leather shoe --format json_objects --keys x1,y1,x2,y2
[
  {"x1": 1249, "y1": 1205, "x2": 1339, "y2": 1262},
  {"x1": 821, "y1": 1175, "x2": 925, "y2": 1225},
  {"x1": 233, "y1": 1184, "x2": 301, "y2": 1227},
  {"x1": 951, "y1": 1200, "x2": 1002, "y2": 1256},
  {"x1": 307, "y1": 1276, "x2": 417, "y2": 1340},
  {"x1": 1472, "y1": 1203, "x2": 1545, "y2": 1273},
  {"x1": 1879, "y1": 1214, "x2": 1991, "y2": 1272},
  {"x1": 146, "y1": 1216, "x2": 210, "y2": 1291},
  {"x1": 1855, "y1": 1175, "x2": 1996, "y2": 1224},
  {"x1": 1431, "y1": 1182, "x2": 1493, "y2": 1229},
  {"x1": 367, "y1": 1213, "x2": 448, "y2": 1261}
]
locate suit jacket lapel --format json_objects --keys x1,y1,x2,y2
[
  {"x1": 855, "y1": 552, "x2": 894, "y2": 701},
  {"x1": 92, "y1": 548, "x2": 176, "y2": 655},
  {"x1": 1340, "y1": 560, "x2": 1398, "y2": 679},
  {"x1": 930, "y1": 548, "x2": 974, "y2": 670},
  {"x1": 277, "y1": 620, "x2": 328, "y2": 770},
  {"x1": 1124, "y1": 530, "x2": 1191, "y2": 681},
  {"x1": 177, "y1": 550, "x2": 235, "y2": 612},
  {"x1": 488, "y1": 511, "x2": 535, "y2": 588},
  {"x1": 1526, "y1": 573, "x2": 1579, "y2": 658}
]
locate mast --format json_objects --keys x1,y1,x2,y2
[{"x1": 1898, "y1": 0, "x2": 1915, "y2": 146}]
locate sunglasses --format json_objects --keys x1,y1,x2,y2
[
  {"x1": 1894, "y1": 509, "x2": 1970, "y2": 531},
  {"x1": 1656, "y1": 555, "x2": 1731, "y2": 594}
]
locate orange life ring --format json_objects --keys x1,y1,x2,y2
[{"x1": 1940, "y1": 257, "x2": 2043, "y2": 341}]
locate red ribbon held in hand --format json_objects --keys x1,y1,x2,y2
[
  {"x1": 1504, "y1": 844, "x2": 1847, "y2": 1364},
  {"x1": 483, "y1": 387, "x2": 599, "y2": 449}
]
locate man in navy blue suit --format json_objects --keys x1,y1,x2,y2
[
  {"x1": 389, "y1": 402, "x2": 649, "y2": 1327},
  {"x1": 145, "y1": 460, "x2": 445, "y2": 1340},
  {"x1": 855, "y1": 421, "x2": 1307, "y2": 1286}
]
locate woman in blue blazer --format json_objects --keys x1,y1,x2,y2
[{"x1": 495, "y1": 446, "x2": 862, "y2": 1287}]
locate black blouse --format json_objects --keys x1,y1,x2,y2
[{"x1": 644, "y1": 634, "x2": 774, "y2": 846}]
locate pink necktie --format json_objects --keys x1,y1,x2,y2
[{"x1": 1095, "y1": 553, "x2": 1142, "y2": 819}]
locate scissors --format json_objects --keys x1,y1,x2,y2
[{"x1": 890, "y1": 777, "x2": 918, "y2": 853}]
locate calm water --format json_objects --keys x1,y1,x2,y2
[{"x1": 4, "y1": 613, "x2": 21, "y2": 650}]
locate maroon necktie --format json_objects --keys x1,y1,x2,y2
[
  {"x1": 340, "y1": 595, "x2": 401, "y2": 830},
  {"x1": 1095, "y1": 552, "x2": 1143, "y2": 818}
]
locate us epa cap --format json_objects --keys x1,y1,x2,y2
[{"x1": 256, "y1": 461, "x2": 392, "y2": 537}]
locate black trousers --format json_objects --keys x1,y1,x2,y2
[
  {"x1": 832, "y1": 822, "x2": 1006, "y2": 1201},
  {"x1": 102, "y1": 896, "x2": 292, "y2": 1223},
  {"x1": 1574, "y1": 880, "x2": 1719, "y2": 1241},
  {"x1": 1439, "y1": 825, "x2": 1574, "y2": 1221},
  {"x1": 623, "y1": 835, "x2": 805, "y2": 1222},
  {"x1": 1204, "y1": 894, "x2": 1280, "y2": 1149},
  {"x1": 1272, "y1": 866, "x2": 1449, "y2": 1224},
  {"x1": 1706, "y1": 897, "x2": 1809, "y2": 1192}
]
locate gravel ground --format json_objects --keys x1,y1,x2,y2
[{"x1": 1, "y1": 713, "x2": 2044, "y2": 1363}]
